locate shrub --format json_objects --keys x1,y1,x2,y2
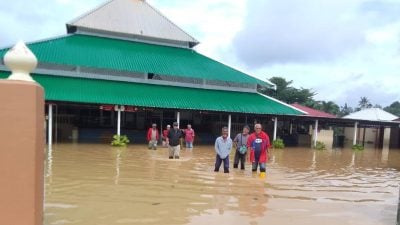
[
  {"x1": 272, "y1": 138, "x2": 285, "y2": 149},
  {"x1": 352, "y1": 144, "x2": 364, "y2": 151},
  {"x1": 111, "y1": 135, "x2": 130, "y2": 147},
  {"x1": 314, "y1": 141, "x2": 326, "y2": 150}
]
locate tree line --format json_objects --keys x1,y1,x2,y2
[{"x1": 259, "y1": 77, "x2": 400, "y2": 117}]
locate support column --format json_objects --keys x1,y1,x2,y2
[
  {"x1": 353, "y1": 122, "x2": 358, "y2": 145},
  {"x1": 228, "y1": 114, "x2": 232, "y2": 138},
  {"x1": 116, "y1": 105, "x2": 121, "y2": 136},
  {"x1": 289, "y1": 122, "x2": 293, "y2": 134},
  {"x1": 48, "y1": 103, "x2": 53, "y2": 148},
  {"x1": 273, "y1": 117, "x2": 278, "y2": 141},
  {"x1": 397, "y1": 187, "x2": 400, "y2": 225},
  {"x1": 313, "y1": 119, "x2": 319, "y2": 147},
  {"x1": 0, "y1": 41, "x2": 44, "y2": 225},
  {"x1": 160, "y1": 110, "x2": 163, "y2": 142},
  {"x1": 177, "y1": 111, "x2": 180, "y2": 128}
]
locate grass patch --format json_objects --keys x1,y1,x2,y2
[
  {"x1": 314, "y1": 141, "x2": 326, "y2": 150},
  {"x1": 272, "y1": 138, "x2": 285, "y2": 149},
  {"x1": 111, "y1": 135, "x2": 130, "y2": 147},
  {"x1": 352, "y1": 144, "x2": 364, "y2": 151}
]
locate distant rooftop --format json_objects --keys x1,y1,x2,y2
[
  {"x1": 343, "y1": 108, "x2": 398, "y2": 121},
  {"x1": 291, "y1": 103, "x2": 336, "y2": 118},
  {"x1": 66, "y1": 0, "x2": 199, "y2": 48}
]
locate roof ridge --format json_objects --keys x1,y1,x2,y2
[
  {"x1": 67, "y1": 0, "x2": 114, "y2": 25},
  {"x1": 194, "y1": 51, "x2": 275, "y2": 87},
  {"x1": 144, "y1": 0, "x2": 198, "y2": 44}
]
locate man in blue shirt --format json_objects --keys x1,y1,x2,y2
[{"x1": 214, "y1": 126, "x2": 233, "y2": 173}]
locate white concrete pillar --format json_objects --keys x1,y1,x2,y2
[
  {"x1": 115, "y1": 105, "x2": 121, "y2": 136},
  {"x1": 289, "y1": 123, "x2": 293, "y2": 134},
  {"x1": 177, "y1": 111, "x2": 180, "y2": 128},
  {"x1": 313, "y1": 119, "x2": 319, "y2": 147},
  {"x1": 273, "y1": 117, "x2": 278, "y2": 141},
  {"x1": 48, "y1": 104, "x2": 53, "y2": 148},
  {"x1": 228, "y1": 114, "x2": 232, "y2": 138},
  {"x1": 353, "y1": 122, "x2": 358, "y2": 145}
]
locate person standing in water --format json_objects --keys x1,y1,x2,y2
[
  {"x1": 184, "y1": 124, "x2": 195, "y2": 150},
  {"x1": 233, "y1": 125, "x2": 250, "y2": 170},
  {"x1": 167, "y1": 122, "x2": 183, "y2": 159},
  {"x1": 162, "y1": 124, "x2": 171, "y2": 147},
  {"x1": 146, "y1": 123, "x2": 159, "y2": 150},
  {"x1": 214, "y1": 126, "x2": 232, "y2": 173},
  {"x1": 247, "y1": 123, "x2": 270, "y2": 177}
]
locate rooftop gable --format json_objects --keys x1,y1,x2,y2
[
  {"x1": 343, "y1": 108, "x2": 398, "y2": 121},
  {"x1": 291, "y1": 103, "x2": 336, "y2": 118},
  {"x1": 67, "y1": 0, "x2": 199, "y2": 48}
]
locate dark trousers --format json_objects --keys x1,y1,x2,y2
[
  {"x1": 233, "y1": 150, "x2": 246, "y2": 170},
  {"x1": 214, "y1": 155, "x2": 229, "y2": 173}
]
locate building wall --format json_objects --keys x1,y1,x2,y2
[
  {"x1": 389, "y1": 127, "x2": 400, "y2": 149},
  {"x1": 343, "y1": 127, "x2": 392, "y2": 148},
  {"x1": 310, "y1": 128, "x2": 334, "y2": 149}
]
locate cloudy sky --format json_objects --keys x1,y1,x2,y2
[{"x1": 1, "y1": 0, "x2": 400, "y2": 108}]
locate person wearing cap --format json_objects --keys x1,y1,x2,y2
[
  {"x1": 162, "y1": 125, "x2": 171, "y2": 147},
  {"x1": 146, "y1": 123, "x2": 159, "y2": 150},
  {"x1": 167, "y1": 122, "x2": 183, "y2": 159},
  {"x1": 247, "y1": 123, "x2": 270, "y2": 177},
  {"x1": 214, "y1": 126, "x2": 233, "y2": 173},
  {"x1": 233, "y1": 125, "x2": 250, "y2": 170}
]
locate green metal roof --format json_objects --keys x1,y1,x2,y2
[
  {"x1": 0, "y1": 72, "x2": 302, "y2": 115},
  {"x1": 0, "y1": 34, "x2": 272, "y2": 87}
]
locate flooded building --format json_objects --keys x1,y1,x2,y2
[
  {"x1": 343, "y1": 108, "x2": 399, "y2": 148},
  {"x1": 0, "y1": 0, "x2": 303, "y2": 144}
]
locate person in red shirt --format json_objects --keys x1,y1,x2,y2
[
  {"x1": 184, "y1": 124, "x2": 195, "y2": 149},
  {"x1": 146, "y1": 123, "x2": 159, "y2": 150},
  {"x1": 162, "y1": 125, "x2": 171, "y2": 147},
  {"x1": 247, "y1": 123, "x2": 270, "y2": 176}
]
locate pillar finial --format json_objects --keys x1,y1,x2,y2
[{"x1": 4, "y1": 41, "x2": 37, "y2": 82}]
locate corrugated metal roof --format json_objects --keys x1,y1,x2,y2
[
  {"x1": 0, "y1": 34, "x2": 272, "y2": 87},
  {"x1": 0, "y1": 72, "x2": 303, "y2": 115},
  {"x1": 67, "y1": 0, "x2": 199, "y2": 47},
  {"x1": 343, "y1": 108, "x2": 398, "y2": 121},
  {"x1": 291, "y1": 103, "x2": 336, "y2": 118}
]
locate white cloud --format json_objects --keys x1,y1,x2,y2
[
  {"x1": 148, "y1": 0, "x2": 246, "y2": 61},
  {"x1": 0, "y1": 0, "x2": 102, "y2": 48},
  {"x1": 1, "y1": 0, "x2": 399, "y2": 108}
]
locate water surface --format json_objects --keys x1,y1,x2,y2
[{"x1": 44, "y1": 144, "x2": 400, "y2": 225}]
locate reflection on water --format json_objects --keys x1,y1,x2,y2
[{"x1": 44, "y1": 144, "x2": 400, "y2": 225}]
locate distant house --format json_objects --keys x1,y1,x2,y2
[
  {"x1": 290, "y1": 103, "x2": 337, "y2": 148},
  {"x1": 343, "y1": 108, "x2": 399, "y2": 148}
]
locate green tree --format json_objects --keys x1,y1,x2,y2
[
  {"x1": 356, "y1": 97, "x2": 372, "y2": 111},
  {"x1": 319, "y1": 101, "x2": 340, "y2": 115},
  {"x1": 338, "y1": 103, "x2": 354, "y2": 117},
  {"x1": 384, "y1": 101, "x2": 400, "y2": 117},
  {"x1": 305, "y1": 100, "x2": 340, "y2": 115},
  {"x1": 261, "y1": 77, "x2": 316, "y2": 105}
]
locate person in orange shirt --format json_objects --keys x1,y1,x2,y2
[
  {"x1": 247, "y1": 123, "x2": 270, "y2": 177},
  {"x1": 162, "y1": 124, "x2": 171, "y2": 147},
  {"x1": 146, "y1": 123, "x2": 159, "y2": 150}
]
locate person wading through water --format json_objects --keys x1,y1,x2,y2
[{"x1": 247, "y1": 123, "x2": 270, "y2": 177}]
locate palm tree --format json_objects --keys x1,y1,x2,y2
[
  {"x1": 321, "y1": 101, "x2": 340, "y2": 115},
  {"x1": 357, "y1": 97, "x2": 372, "y2": 110}
]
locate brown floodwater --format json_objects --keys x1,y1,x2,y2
[{"x1": 43, "y1": 144, "x2": 400, "y2": 225}]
